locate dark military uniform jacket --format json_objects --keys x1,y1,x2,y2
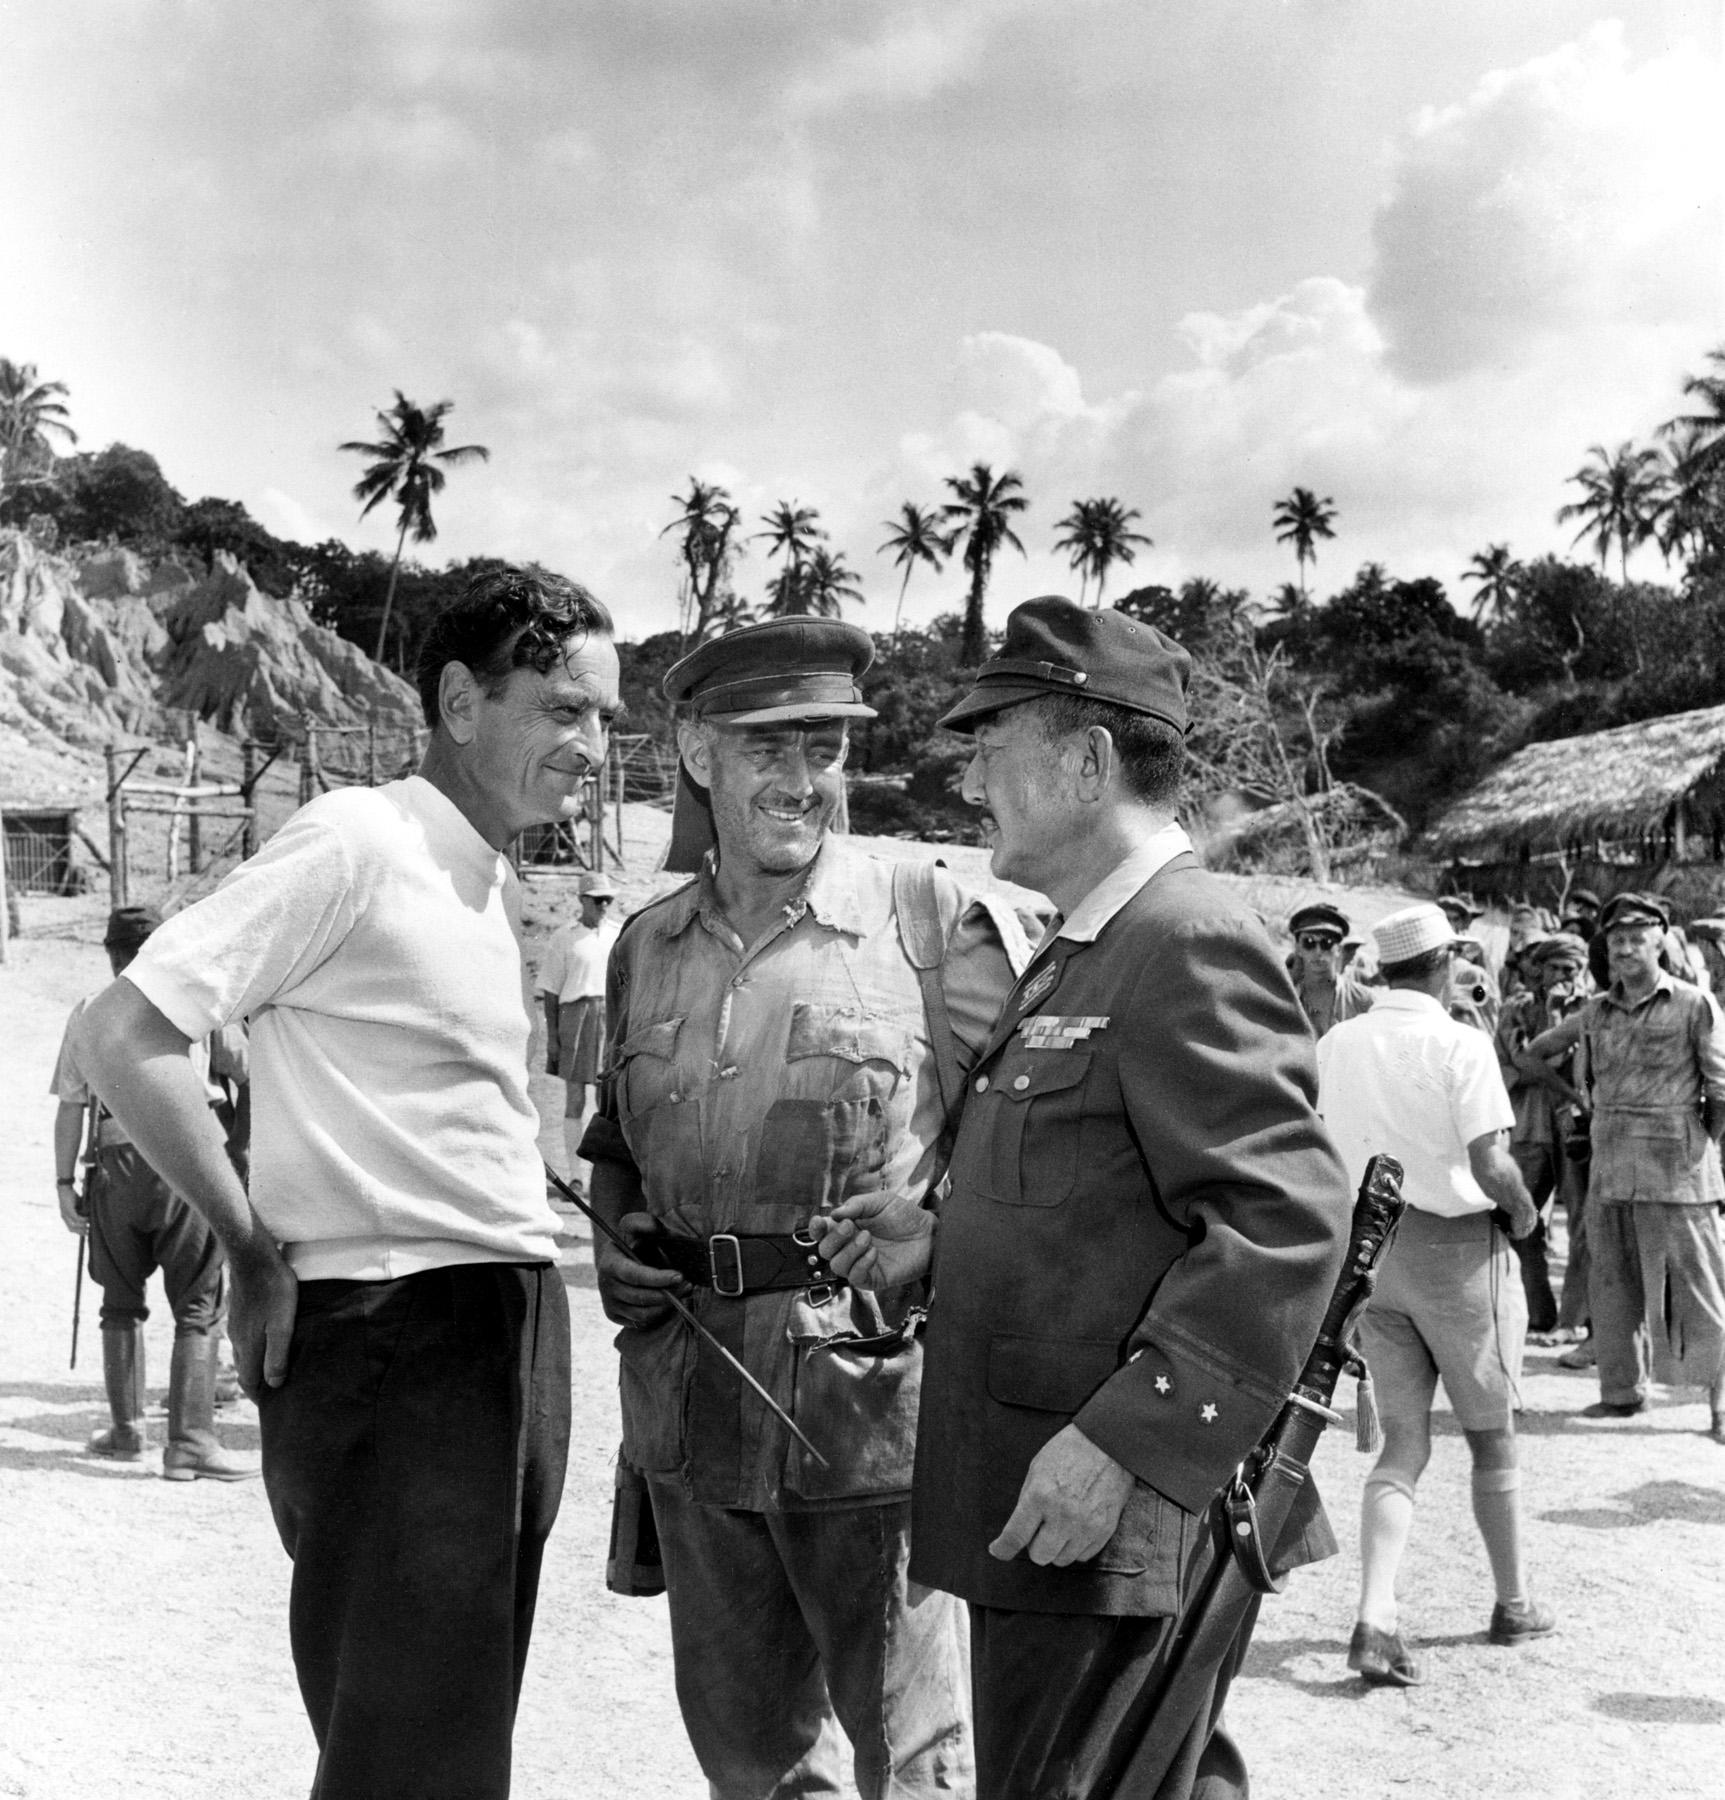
[{"x1": 911, "y1": 843, "x2": 1350, "y2": 1616}]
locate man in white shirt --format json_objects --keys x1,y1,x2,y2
[
  {"x1": 1318, "y1": 902, "x2": 1553, "y2": 1691},
  {"x1": 74, "y1": 566, "x2": 621, "y2": 1800},
  {"x1": 536, "y1": 868, "x2": 621, "y2": 1196}
]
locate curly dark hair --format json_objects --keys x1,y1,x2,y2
[{"x1": 415, "y1": 564, "x2": 614, "y2": 727}]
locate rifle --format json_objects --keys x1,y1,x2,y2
[
  {"x1": 1102, "y1": 1153, "x2": 1408, "y2": 1794},
  {"x1": 69, "y1": 1096, "x2": 102, "y2": 1371}
]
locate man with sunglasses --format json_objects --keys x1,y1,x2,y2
[
  {"x1": 537, "y1": 869, "x2": 622, "y2": 1199},
  {"x1": 1286, "y1": 901, "x2": 1375, "y2": 1038}
]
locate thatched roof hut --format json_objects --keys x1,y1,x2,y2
[{"x1": 1426, "y1": 704, "x2": 1725, "y2": 862}]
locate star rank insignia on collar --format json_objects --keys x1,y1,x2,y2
[{"x1": 1017, "y1": 1014, "x2": 1110, "y2": 1050}]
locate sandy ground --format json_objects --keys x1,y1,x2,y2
[{"x1": 4, "y1": 877, "x2": 1725, "y2": 1800}]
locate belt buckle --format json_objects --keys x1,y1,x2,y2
[{"x1": 708, "y1": 1233, "x2": 745, "y2": 1298}]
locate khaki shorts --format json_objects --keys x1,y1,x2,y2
[{"x1": 1359, "y1": 1207, "x2": 1527, "y2": 1432}]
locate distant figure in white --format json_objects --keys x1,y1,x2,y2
[{"x1": 537, "y1": 869, "x2": 621, "y2": 1198}]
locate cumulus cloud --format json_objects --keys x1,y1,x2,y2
[
  {"x1": 784, "y1": 11, "x2": 986, "y2": 115},
  {"x1": 1371, "y1": 22, "x2": 1723, "y2": 382},
  {"x1": 871, "y1": 26, "x2": 1724, "y2": 627}
]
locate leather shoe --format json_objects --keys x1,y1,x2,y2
[
  {"x1": 1580, "y1": 1399, "x2": 1644, "y2": 1418},
  {"x1": 1347, "y1": 1622, "x2": 1424, "y2": 1687},
  {"x1": 1706, "y1": 1414, "x2": 1725, "y2": 1444},
  {"x1": 1557, "y1": 1341, "x2": 1596, "y2": 1369},
  {"x1": 1489, "y1": 1598, "x2": 1557, "y2": 1644}
]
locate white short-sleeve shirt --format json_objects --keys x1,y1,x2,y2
[
  {"x1": 124, "y1": 776, "x2": 556, "y2": 1280},
  {"x1": 536, "y1": 916, "x2": 621, "y2": 1004},
  {"x1": 1316, "y1": 988, "x2": 1514, "y2": 1216}
]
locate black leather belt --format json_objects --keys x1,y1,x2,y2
[{"x1": 652, "y1": 1229, "x2": 834, "y2": 1298}]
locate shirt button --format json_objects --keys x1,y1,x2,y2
[
  {"x1": 974, "y1": 1076, "x2": 989, "y2": 1094},
  {"x1": 1013, "y1": 1075, "x2": 1030, "y2": 1091}
]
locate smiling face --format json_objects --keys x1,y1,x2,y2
[
  {"x1": 958, "y1": 704, "x2": 1073, "y2": 894},
  {"x1": 1606, "y1": 919, "x2": 1663, "y2": 988},
  {"x1": 682, "y1": 717, "x2": 849, "y2": 877},
  {"x1": 460, "y1": 633, "x2": 623, "y2": 841}
]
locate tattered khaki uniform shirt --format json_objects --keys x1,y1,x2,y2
[
  {"x1": 584, "y1": 839, "x2": 1025, "y2": 1510},
  {"x1": 1580, "y1": 974, "x2": 1725, "y2": 1206}
]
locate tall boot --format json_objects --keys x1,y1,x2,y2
[
  {"x1": 162, "y1": 1334, "x2": 259, "y2": 1482},
  {"x1": 88, "y1": 1323, "x2": 145, "y2": 1460}
]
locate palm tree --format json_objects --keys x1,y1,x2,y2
[
  {"x1": 756, "y1": 500, "x2": 826, "y2": 603},
  {"x1": 1650, "y1": 423, "x2": 1724, "y2": 568},
  {"x1": 1053, "y1": 497, "x2": 1152, "y2": 609},
  {"x1": 1272, "y1": 487, "x2": 1338, "y2": 598},
  {"x1": 1266, "y1": 581, "x2": 1309, "y2": 626},
  {"x1": 663, "y1": 477, "x2": 743, "y2": 645},
  {"x1": 1464, "y1": 544, "x2": 1521, "y2": 624},
  {"x1": 761, "y1": 546, "x2": 863, "y2": 619},
  {"x1": 340, "y1": 392, "x2": 490, "y2": 662},
  {"x1": 942, "y1": 463, "x2": 1029, "y2": 665},
  {"x1": 878, "y1": 502, "x2": 951, "y2": 640},
  {"x1": 1667, "y1": 345, "x2": 1725, "y2": 484},
  {"x1": 0, "y1": 359, "x2": 77, "y2": 490},
  {"x1": 1555, "y1": 441, "x2": 1662, "y2": 582}
]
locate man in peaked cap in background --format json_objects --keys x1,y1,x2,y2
[
  {"x1": 535, "y1": 867, "x2": 622, "y2": 1202},
  {"x1": 818, "y1": 597, "x2": 1349, "y2": 1799},
  {"x1": 1319, "y1": 902, "x2": 1552, "y2": 1689},
  {"x1": 1286, "y1": 900, "x2": 1375, "y2": 1038},
  {"x1": 583, "y1": 617, "x2": 1028, "y2": 1799},
  {"x1": 49, "y1": 904, "x2": 256, "y2": 1480},
  {"x1": 1527, "y1": 891, "x2": 1725, "y2": 1436}
]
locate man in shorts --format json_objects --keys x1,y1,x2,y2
[
  {"x1": 536, "y1": 869, "x2": 621, "y2": 1197},
  {"x1": 1318, "y1": 902, "x2": 1555, "y2": 1688}
]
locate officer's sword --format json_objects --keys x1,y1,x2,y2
[{"x1": 543, "y1": 1163, "x2": 830, "y2": 1471}]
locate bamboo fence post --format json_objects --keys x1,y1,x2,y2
[{"x1": 104, "y1": 745, "x2": 128, "y2": 908}]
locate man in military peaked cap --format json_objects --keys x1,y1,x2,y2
[
  {"x1": 818, "y1": 597, "x2": 1349, "y2": 1798},
  {"x1": 1286, "y1": 900, "x2": 1375, "y2": 1038},
  {"x1": 584, "y1": 617, "x2": 1028, "y2": 1798}
]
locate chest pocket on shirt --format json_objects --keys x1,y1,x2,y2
[
  {"x1": 614, "y1": 1015, "x2": 702, "y2": 1188},
  {"x1": 757, "y1": 1007, "x2": 907, "y2": 1214},
  {"x1": 976, "y1": 1051, "x2": 1092, "y2": 1209}
]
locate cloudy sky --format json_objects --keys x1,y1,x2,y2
[{"x1": 2, "y1": 1, "x2": 1720, "y2": 638}]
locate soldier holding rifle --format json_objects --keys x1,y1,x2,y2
[{"x1": 820, "y1": 598, "x2": 1349, "y2": 1800}]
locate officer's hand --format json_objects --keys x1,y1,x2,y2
[
  {"x1": 988, "y1": 1424, "x2": 1135, "y2": 1566},
  {"x1": 814, "y1": 1193, "x2": 934, "y2": 1292},
  {"x1": 1506, "y1": 1196, "x2": 1540, "y2": 1241},
  {"x1": 228, "y1": 1244, "x2": 298, "y2": 1397},
  {"x1": 595, "y1": 1212, "x2": 689, "y2": 1328},
  {"x1": 57, "y1": 1185, "x2": 88, "y2": 1235}
]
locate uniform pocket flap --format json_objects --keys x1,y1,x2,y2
[
  {"x1": 993, "y1": 1052, "x2": 1092, "y2": 1103},
  {"x1": 987, "y1": 1333, "x2": 1120, "y2": 1413},
  {"x1": 616, "y1": 1016, "x2": 685, "y2": 1063},
  {"x1": 787, "y1": 1004, "x2": 911, "y2": 1071}
]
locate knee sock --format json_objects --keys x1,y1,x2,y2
[
  {"x1": 1358, "y1": 1473, "x2": 1418, "y2": 1632},
  {"x1": 1471, "y1": 1466, "x2": 1527, "y2": 1606}
]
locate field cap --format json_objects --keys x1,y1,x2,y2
[
  {"x1": 664, "y1": 619, "x2": 876, "y2": 725},
  {"x1": 1687, "y1": 917, "x2": 1725, "y2": 943},
  {"x1": 1534, "y1": 931, "x2": 1590, "y2": 965},
  {"x1": 938, "y1": 597, "x2": 1191, "y2": 735},
  {"x1": 103, "y1": 904, "x2": 162, "y2": 950},
  {"x1": 1289, "y1": 902, "x2": 1350, "y2": 942},
  {"x1": 579, "y1": 871, "x2": 618, "y2": 898},
  {"x1": 1566, "y1": 887, "x2": 1602, "y2": 912},
  {"x1": 1436, "y1": 892, "x2": 1482, "y2": 923},
  {"x1": 1600, "y1": 891, "x2": 1670, "y2": 931},
  {"x1": 1372, "y1": 902, "x2": 1456, "y2": 968}
]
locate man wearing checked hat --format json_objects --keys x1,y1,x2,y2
[
  {"x1": 818, "y1": 597, "x2": 1350, "y2": 1798},
  {"x1": 583, "y1": 618, "x2": 1029, "y2": 1799}
]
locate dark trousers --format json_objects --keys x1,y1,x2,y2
[
  {"x1": 970, "y1": 1597, "x2": 1258, "y2": 1800},
  {"x1": 1509, "y1": 1145, "x2": 1561, "y2": 1333},
  {"x1": 87, "y1": 1143, "x2": 226, "y2": 1334},
  {"x1": 258, "y1": 1261, "x2": 572, "y2": 1800}
]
